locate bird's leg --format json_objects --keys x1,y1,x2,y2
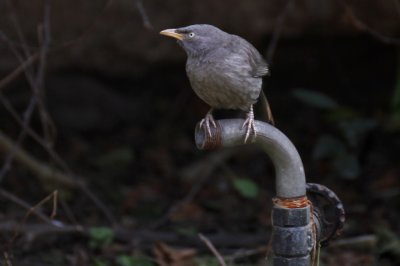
[
  {"x1": 199, "y1": 108, "x2": 217, "y2": 137},
  {"x1": 242, "y1": 105, "x2": 256, "y2": 143}
]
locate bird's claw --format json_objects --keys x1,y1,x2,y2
[
  {"x1": 242, "y1": 105, "x2": 256, "y2": 143},
  {"x1": 242, "y1": 118, "x2": 256, "y2": 143},
  {"x1": 199, "y1": 110, "x2": 217, "y2": 137}
]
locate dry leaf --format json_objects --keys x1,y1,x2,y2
[{"x1": 153, "y1": 241, "x2": 197, "y2": 266}]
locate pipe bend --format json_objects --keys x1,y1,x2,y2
[{"x1": 195, "y1": 119, "x2": 306, "y2": 198}]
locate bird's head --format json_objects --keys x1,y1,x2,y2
[{"x1": 160, "y1": 24, "x2": 228, "y2": 57}]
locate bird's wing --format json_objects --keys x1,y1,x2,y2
[
  {"x1": 247, "y1": 45, "x2": 269, "y2": 78},
  {"x1": 229, "y1": 35, "x2": 269, "y2": 78}
]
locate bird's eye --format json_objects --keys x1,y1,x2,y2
[{"x1": 188, "y1": 32, "x2": 195, "y2": 38}]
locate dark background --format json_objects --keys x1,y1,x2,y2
[{"x1": 0, "y1": 0, "x2": 399, "y2": 265}]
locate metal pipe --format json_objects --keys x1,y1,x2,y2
[
  {"x1": 195, "y1": 119, "x2": 306, "y2": 198},
  {"x1": 195, "y1": 119, "x2": 314, "y2": 265}
]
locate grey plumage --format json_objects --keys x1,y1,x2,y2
[{"x1": 160, "y1": 24, "x2": 273, "y2": 142}]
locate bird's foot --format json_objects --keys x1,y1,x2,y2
[
  {"x1": 199, "y1": 109, "x2": 217, "y2": 137},
  {"x1": 242, "y1": 105, "x2": 256, "y2": 143}
]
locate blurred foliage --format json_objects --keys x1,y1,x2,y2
[
  {"x1": 196, "y1": 256, "x2": 221, "y2": 266},
  {"x1": 174, "y1": 226, "x2": 198, "y2": 237},
  {"x1": 338, "y1": 119, "x2": 377, "y2": 148},
  {"x1": 291, "y1": 88, "x2": 339, "y2": 110},
  {"x1": 292, "y1": 88, "x2": 378, "y2": 179},
  {"x1": 88, "y1": 226, "x2": 115, "y2": 249},
  {"x1": 116, "y1": 255, "x2": 154, "y2": 266},
  {"x1": 232, "y1": 177, "x2": 259, "y2": 198},
  {"x1": 92, "y1": 147, "x2": 134, "y2": 171},
  {"x1": 377, "y1": 228, "x2": 400, "y2": 263},
  {"x1": 387, "y1": 49, "x2": 400, "y2": 131},
  {"x1": 93, "y1": 258, "x2": 108, "y2": 266}
]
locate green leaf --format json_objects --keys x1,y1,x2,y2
[
  {"x1": 93, "y1": 258, "x2": 108, "y2": 266},
  {"x1": 325, "y1": 107, "x2": 358, "y2": 122},
  {"x1": 196, "y1": 256, "x2": 221, "y2": 266},
  {"x1": 88, "y1": 227, "x2": 114, "y2": 248},
  {"x1": 332, "y1": 153, "x2": 360, "y2": 179},
  {"x1": 232, "y1": 177, "x2": 259, "y2": 198},
  {"x1": 312, "y1": 135, "x2": 346, "y2": 159},
  {"x1": 175, "y1": 226, "x2": 198, "y2": 237},
  {"x1": 292, "y1": 88, "x2": 339, "y2": 110},
  {"x1": 376, "y1": 227, "x2": 400, "y2": 258},
  {"x1": 338, "y1": 118, "x2": 377, "y2": 148},
  {"x1": 116, "y1": 255, "x2": 154, "y2": 266}
]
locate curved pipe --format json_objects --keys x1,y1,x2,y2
[{"x1": 195, "y1": 119, "x2": 306, "y2": 198}]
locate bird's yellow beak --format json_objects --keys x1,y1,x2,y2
[{"x1": 160, "y1": 29, "x2": 184, "y2": 40}]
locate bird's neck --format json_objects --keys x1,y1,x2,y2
[
  {"x1": 185, "y1": 48, "x2": 210, "y2": 59},
  {"x1": 178, "y1": 41, "x2": 216, "y2": 58}
]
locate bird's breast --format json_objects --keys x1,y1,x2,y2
[{"x1": 185, "y1": 57, "x2": 262, "y2": 111}]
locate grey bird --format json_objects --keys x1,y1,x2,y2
[{"x1": 160, "y1": 24, "x2": 274, "y2": 142}]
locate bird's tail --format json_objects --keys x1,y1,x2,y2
[{"x1": 258, "y1": 90, "x2": 275, "y2": 125}]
